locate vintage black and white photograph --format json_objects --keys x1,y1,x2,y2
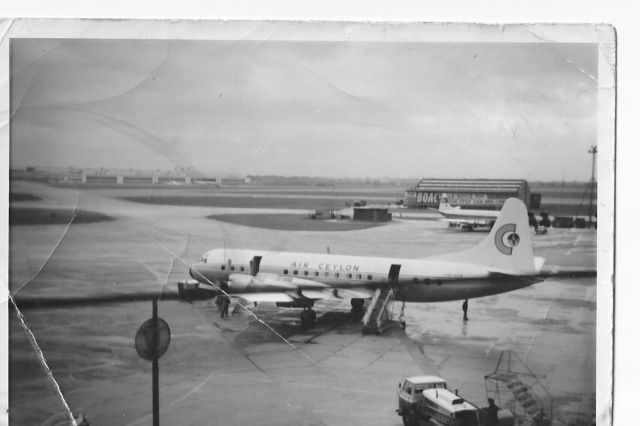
[{"x1": 3, "y1": 20, "x2": 614, "y2": 426}]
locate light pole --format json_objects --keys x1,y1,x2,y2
[{"x1": 588, "y1": 146, "x2": 597, "y2": 228}]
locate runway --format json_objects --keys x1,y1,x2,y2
[{"x1": 8, "y1": 182, "x2": 597, "y2": 425}]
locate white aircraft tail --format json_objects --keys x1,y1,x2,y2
[
  {"x1": 438, "y1": 202, "x2": 451, "y2": 212},
  {"x1": 438, "y1": 198, "x2": 454, "y2": 212},
  {"x1": 433, "y1": 198, "x2": 536, "y2": 273}
]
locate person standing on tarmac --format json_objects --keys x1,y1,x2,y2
[
  {"x1": 462, "y1": 298, "x2": 469, "y2": 321},
  {"x1": 221, "y1": 296, "x2": 230, "y2": 319},
  {"x1": 486, "y1": 398, "x2": 498, "y2": 426}
]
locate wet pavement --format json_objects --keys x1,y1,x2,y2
[{"x1": 8, "y1": 182, "x2": 597, "y2": 425}]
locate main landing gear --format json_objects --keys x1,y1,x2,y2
[
  {"x1": 300, "y1": 307, "x2": 317, "y2": 330},
  {"x1": 350, "y1": 298, "x2": 365, "y2": 321}
]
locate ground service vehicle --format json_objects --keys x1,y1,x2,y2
[
  {"x1": 397, "y1": 376, "x2": 447, "y2": 425},
  {"x1": 397, "y1": 376, "x2": 480, "y2": 426}
]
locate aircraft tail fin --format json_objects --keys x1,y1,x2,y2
[
  {"x1": 434, "y1": 198, "x2": 536, "y2": 273},
  {"x1": 438, "y1": 198, "x2": 452, "y2": 212}
]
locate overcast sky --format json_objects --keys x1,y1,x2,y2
[{"x1": 10, "y1": 39, "x2": 598, "y2": 180}]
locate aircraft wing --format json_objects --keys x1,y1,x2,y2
[
  {"x1": 228, "y1": 272, "x2": 377, "y2": 304},
  {"x1": 442, "y1": 218, "x2": 494, "y2": 225},
  {"x1": 228, "y1": 272, "x2": 330, "y2": 291},
  {"x1": 231, "y1": 293, "x2": 296, "y2": 303},
  {"x1": 231, "y1": 288, "x2": 374, "y2": 304},
  {"x1": 333, "y1": 288, "x2": 376, "y2": 299}
]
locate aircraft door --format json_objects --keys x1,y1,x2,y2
[
  {"x1": 250, "y1": 256, "x2": 262, "y2": 276},
  {"x1": 388, "y1": 264, "x2": 401, "y2": 283}
]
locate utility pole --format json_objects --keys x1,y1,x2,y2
[{"x1": 588, "y1": 146, "x2": 597, "y2": 228}]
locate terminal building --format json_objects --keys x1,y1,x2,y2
[
  {"x1": 405, "y1": 178, "x2": 537, "y2": 210},
  {"x1": 10, "y1": 167, "x2": 250, "y2": 186}
]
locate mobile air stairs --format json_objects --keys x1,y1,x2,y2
[
  {"x1": 485, "y1": 350, "x2": 554, "y2": 426},
  {"x1": 362, "y1": 264, "x2": 401, "y2": 334},
  {"x1": 361, "y1": 287, "x2": 396, "y2": 334}
]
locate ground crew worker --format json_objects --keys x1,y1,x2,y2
[
  {"x1": 486, "y1": 398, "x2": 498, "y2": 426},
  {"x1": 221, "y1": 296, "x2": 230, "y2": 318},
  {"x1": 462, "y1": 298, "x2": 469, "y2": 321}
]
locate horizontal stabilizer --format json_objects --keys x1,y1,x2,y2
[
  {"x1": 488, "y1": 271, "x2": 544, "y2": 285},
  {"x1": 537, "y1": 267, "x2": 597, "y2": 278}
]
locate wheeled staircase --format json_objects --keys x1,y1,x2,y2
[
  {"x1": 507, "y1": 378, "x2": 544, "y2": 424},
  {"x1": 485, "y1": 350, "x2": 553, "y2": 426},
  {"x1": 362, "y1": 287, "x2": 395, "y2": 334}
]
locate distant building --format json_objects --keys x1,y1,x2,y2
[
  {"x1": 353, "y1": 207, "x2": 391, "y2": 222},
  {"x1": 10, "y1": 167, "x2": 249, "y2": 186},
  {"x1": 405, "y1": 178, "x2": 532, "y2": 210},
  {"x1": 10, "y1": 167, "x2": 85, "y2": 183}
]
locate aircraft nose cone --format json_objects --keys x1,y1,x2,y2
[{"x1": 189, "y1": 265, "x2": 199, "y2": 281}]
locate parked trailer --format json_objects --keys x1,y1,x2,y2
[{"x1": 418, "y1": 388, "x2": 479, "y2": 426}]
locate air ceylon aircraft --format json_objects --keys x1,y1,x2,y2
[
  {"x1": 433, "y1": 198, "x2": 501, "y2": 231},
  {"x1": 188, "y1": 198, "x2": 544, "y2": 327}
]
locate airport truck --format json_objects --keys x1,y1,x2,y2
[{"x1": 397, "y1": 376, "x2": 480, "y2": 426}]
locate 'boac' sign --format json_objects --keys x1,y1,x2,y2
[
  {"x1": 494, "y1": 223, "x2": 520, "y2": 255},
  {"x1": 416, "y1": 192, "x2": 440, "y2": 204}
]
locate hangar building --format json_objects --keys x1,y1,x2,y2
[{"x1": 405, "y1": 178, "x2": 534, "y2": 210}]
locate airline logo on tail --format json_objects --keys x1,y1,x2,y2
[{"x1": 494, "y1": 223, "x2": 520, "y2": 255}]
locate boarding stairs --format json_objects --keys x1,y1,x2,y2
[
  {"x1": 362, "y1": 287, "x2": 395, "y2": 334},
  {"x1": 507, "y1": 378, "x2": 544, "y2": 424},
  {"x1": 485, "y1": 350, "x2": 553, "y2": 426}
]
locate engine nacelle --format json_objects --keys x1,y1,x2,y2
[{"x1": 227, "y1": 274, "x2": 252, "y2": 292}]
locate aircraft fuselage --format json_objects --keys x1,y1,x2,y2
[{"x1": 189, "y1": 248, "x2": 537, "y2": 303}]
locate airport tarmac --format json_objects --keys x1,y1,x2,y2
[{"x1": 8, "y1": 182, "x2": 597, "y2": 425}]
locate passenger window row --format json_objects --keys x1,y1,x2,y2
[
  {"x1": 219, "y1": 265, "x2": 245, "y2": 272},
  {"x1": 281, "y1": 270, "x2": 374, "y2": 280},
  {"x1": 218, "y1": 264, "x2": 437, "y2": 284}
]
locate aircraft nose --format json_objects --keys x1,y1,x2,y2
[{"x1": 189, "y1": 264, "x2": 200, "y2": 281}]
